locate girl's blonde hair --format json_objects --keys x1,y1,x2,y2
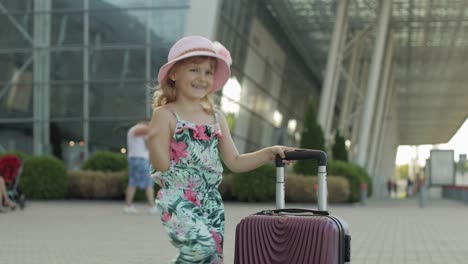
[{"x1": 152, "y1": 56, "x2": 217, "y2": 114}]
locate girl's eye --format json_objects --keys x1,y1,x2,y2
[
  {"x1": 206, "y1": 70, "x2": 214, "y2": 75},
  {"x1": 190, "y1": 68, "x2": 199, "y2": 72}
]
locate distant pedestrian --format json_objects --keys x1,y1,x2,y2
[
  {"x1": 123, "y1": 121, "x2": 158, "y2": 215},
  {"x1": 387, "y1": 178, "x2": 393, "y2": 197},
  {"x1": 407, "y1": 178, "x2": 413, "y2": 197}
]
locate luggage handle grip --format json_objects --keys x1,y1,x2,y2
[
  {"x1": 275, "y1": 149, "x2": 327, "y2": 167},
  {"x1": 270, "y1": 208, "x2": 329, "y2": 216}
]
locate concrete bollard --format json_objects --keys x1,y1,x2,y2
[{"x1": 360, "y1": 183, "x2": 367, "y2": 206}]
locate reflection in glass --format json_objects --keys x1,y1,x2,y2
[
  {"x1": 50, "y1": 122, "x2": 83, "y2": 163},
  {"x1": 51, "y1": 51, "x2": 83, "y2": 80},
  {"x1": 50, "y1": 83, "x2": 83, "y2": 118},
  {"x1": 90, "y1": 49, "x2": 146, "y2": 80},
  {"x1": 51, "y1": 12, "x2": 83, "y2": 46},
  {"x1": 0, "y1": 57, "x2": 34, "y2": 118},
  {"x1": 89, "y1": 82, "x2": 147, "y2": 117},
  {"x1": 89, "y1": 10, "x2": 147, "y2": 45},
  {"x1": 0, "y1": 14, "x2": 33, "y2": 49},
  {"x1": 273, "y1": 110, "x2": 283, "y2": 128},
  {"x1": 221, "y1": 77, "x2": 241, "y2": 114},
  {"x1": 287, "y1": 119, "x2": 297, "y2": 134},
  {"x1": 0, "y1": 122, "x2": 33, "y2": 154},
  {"x1": 90, "y1": 120, "x2": 137, "y2": 152}
]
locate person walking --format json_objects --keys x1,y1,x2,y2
[{"x1": 123, "y1": 121, "x2": 158, "y2": 215}]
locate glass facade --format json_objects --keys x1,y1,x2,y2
[
  {"x1": 0, "y1": 0, "x2": 189, "y2": 168},
  {"x1": 216, "y1": 0, "x2": 321, "y2": 153},
  {"x1": 0, "y1": 0, "x2": 320, "y2": 168}
]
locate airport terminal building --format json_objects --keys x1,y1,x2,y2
[
  {"x1": 3, "y1": 0, "x2": 467, "y2": 195},
  {"x1": 0, "y1": 0, "x2": 318, "y2": 169}
]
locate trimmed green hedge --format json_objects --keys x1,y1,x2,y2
[
  {"x1": 232, "y1": 164, "x2": 276, "y2": 202},
  {"x1": 21, "y1": 156, "x2": 68, "y2": 199},
  {"x1": 81, "y1": 151, "x2": 127, "y2": 172},
  {"x1": 327, "y1": 160, "x2": 372, "y2": 202}
]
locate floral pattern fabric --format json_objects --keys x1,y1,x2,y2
[{"x1": 154, "y1": 112, "x2": 224, "y2": 264}]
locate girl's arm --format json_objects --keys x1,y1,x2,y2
[
  {"x1": 145, "y1": 106, "x2": 174, "y2": 172},
  {"x1": 131, "y1": 124, "x2": 149, "y2": 136},
  {"x1": 217, "y1": 110, "x2": 293, "y2": 173}
]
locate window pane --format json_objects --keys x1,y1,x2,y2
[
  {"x1": 89, "y1": 120, "x2": 133, "y2": 152},
  {"x1": 0, "y1": 0, "x2": 34, "y2": 12},
  {"x1": 0, "y1": 52, "x2": 32, "y2": 82},
  {"x1": 89, "y1": 82, "x2": 148, "y2": 117},
  {"x1": 0, "y1": 14, "x2": 33, "y2": 49},
  {"x1": 51, "y1": 83, "x2": 83, "y2": 118},
  {"x1": 90, "y1": 48, "x2": 146, "y2": 80},
  {"x1": 0, "y1": 122, "x2": 33, "y2": 154},
  {"x1": 0, "y1": 55, "x2": 34, "y2": 118},
  {"x1": 89, "y1": 10, "x2": 148, "y2": 45},
  {"x1": 149, "y1": 8, "x2": 187, "y2": 44},
  {"x1": 52, "y1": 0, "x2": 83, "y2": 10},
  {"x1": 50, "y1": 121, "x2": 84, "y2": 164},
  {"x1": 52, "y1": 12, "x2": 84, "y2": 46},
  {"x1": 51, "y1": 50, "x2": 83, "y2": 80}
]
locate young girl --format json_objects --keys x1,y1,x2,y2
[{"x1": 146, "y1": 35, "x2": 293, "y2": 263}]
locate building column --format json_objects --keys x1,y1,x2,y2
[
  {"x1": 83, "y1": 0, "x2": 90, "y2": 158},
  {"x1": 33, "y1": 0, "x2": 51, "y2": 155},
  {"x1": 339, "y1": 39, "x2": 362, "y2": 138},
  {"x1": 376, "y1": 106, "x2": 398, "y2": 197},
  {"x1": 356, "y1": 0, "x2": 392, "y2": 168},
  {"x1": 349, "y1": 60, "x2": 369, "y2": 162},
  {"x1": 368, "y1": 33, "x2": 394, "y2": 174},
  {"x1": 145, "y1": 0, "x2": 153, "y2": 119},
  {"x1": 318, "y1": 0, "x2": 349, "y2": 143}
]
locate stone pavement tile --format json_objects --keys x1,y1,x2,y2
[{"x1": 1, "y1": 197, "x2": 468, "y2": 263}]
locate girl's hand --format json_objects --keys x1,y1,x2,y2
[{"x1": 266, "y1": 145, "x2": 295, "y2": 165}]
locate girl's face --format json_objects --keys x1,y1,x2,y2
[{"x1": 171, "y1": 57, "x2": 216, "y2": 101}]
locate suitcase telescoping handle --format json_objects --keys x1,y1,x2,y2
[{"x1": 275, "y1": 149, "x2": 328, "y2": 211}]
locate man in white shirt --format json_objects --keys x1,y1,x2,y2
[{"x1": 124, "y1": 121, "x2": 158, "y2": 215}]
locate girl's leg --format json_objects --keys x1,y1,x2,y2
[
  {"x1": 162, "y1": 201, "x2": 219, "y2": 264},
  {"x1": 144, "y1": 186, "x2": 155, "y2": 207},
  {"x1": 0, "y1": 177, "x2": 15, "y2": 209}
]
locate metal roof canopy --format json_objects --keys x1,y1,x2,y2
[{"x1": 266, "y1": 0, "x2": 468, "y2": 145}]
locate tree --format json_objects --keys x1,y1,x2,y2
[
  {"x1": 332, "y1": 130, "x2": 348, "y2": 161},
  {"x1": 294, "y1": 98, "x2": 325, "y2": 176},
  {"x1": 395, "y1": 164, "x2": 409, "y2": 180}
]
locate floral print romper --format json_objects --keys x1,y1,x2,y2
[{"x1": 154, "y1": 112, "x2": 224, "y2": 264}]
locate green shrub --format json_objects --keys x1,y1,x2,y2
[
  {"x1": 285, "y1": 173, "x2": 315, "y2": 202},
  {"x1": 285, "y1": 174, "x2": 350, "y2": 203},
  {"x1": 332, "y1": 130, "x2": 348, "y2": 161},
  {"x1": 21, "y1": 156, "x2": 68, "y2": 199},
  {"x1": 232, "y1": 164, "x2": 276, "y2": 202},
  {"x1": 327, "y1": 160, "x2": 372, "y2": 202},
  {"x1": 68, "y1": 170, "x2": 127, "y2": 199},
  {"x1": 81, "y1": 151, "x2": 127, "y2": 172},
  {"x1": 294, "y1": 98, "x2": 325, "y2": 176},
  {"x1": 218, "y1": 173, "x2": 234, "y2": 201},
  {"x1": 347, "y1": 163, "x2": 373, "y2": 197}
]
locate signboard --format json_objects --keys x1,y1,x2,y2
[
  {"x1": 460, "y1": 154, "x2": 466, "y2": 163},
  {"x1": 429, "y1": 149, "x2": 455, "y2": 186}
]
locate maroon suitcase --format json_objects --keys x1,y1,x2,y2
[{"x1": 234, "y1": 149, "x2": 351, "y2": 264}]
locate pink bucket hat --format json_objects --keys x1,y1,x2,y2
[{"x1": 158, "y1": 36, "x2": 232, "y2": 92}]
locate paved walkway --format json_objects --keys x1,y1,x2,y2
[{"x1": 1, "y1": 197, "x2": 468, "y2": 263}]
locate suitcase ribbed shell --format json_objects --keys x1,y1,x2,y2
[{"x1": 234, "y1": 215, "x2": 340, "y2": 264}]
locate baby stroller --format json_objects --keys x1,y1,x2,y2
[{"x1": 0, "y1": 154, "x2": 26, "y2": 209}]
